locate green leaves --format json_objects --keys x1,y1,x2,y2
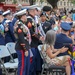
[
  {"x1": 13, "y1": 0, "x2": 17, "y2": 4},
  {"x1": 29, "y1": 0, "x2": 33, "y2": 5},
  {"x1": 71, "y1": 0, "x2": 75, "y2": 5},
  {"x1": 0, "y1": 0, "x2": 5, "y2": 2}
]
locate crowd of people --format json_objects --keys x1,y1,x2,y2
[{"x1": 0, "y1": 4, "x2": 75, "y2": 75}]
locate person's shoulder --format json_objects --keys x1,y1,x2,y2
[
  {"x1": 67, "y1": 37, "x2": 72, "y2": 43},
  {"x1": 56, "y1": 33, "x2": 65, "y2": 41},
  {"x1": 56, "y1": 33, "x2": 62, "y2": 37},
  {"x1": 43, "y1": 21, "x2": 52, "y2": 28},
  {"x1": 61, "y1": 35, "x2": 73, "y2": 43},
  {"x1": 42, "y1": 44, "x2": 50, "y2": 51}
]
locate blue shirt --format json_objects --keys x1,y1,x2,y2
[
  {"x1": 54, "y1": 33, "x2": 73, "y2": 56},
  {"x1": 5, "y1": 22, "x2": 16, "y2": 44},
  {"x1": 0, "y1": 23, "x2": 5, "y2": 45}
]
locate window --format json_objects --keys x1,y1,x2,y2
[
  {"x1": 60, "y1": 1, "x2": 62, "y2": 6},
  {"x1": 64, "y1": 2, "x2": 66, "y2": 6},
  {"x1": 67, "y1": 2, "x2": 69, "y2": 6}
]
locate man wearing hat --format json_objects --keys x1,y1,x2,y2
[
  {"x1": 0, "y1": 11, "x2": 5, "y2": 45},
  {"x1": 40, "y1": 12, "x2": 47, "y2": 23},
  {"x1": 14, "y1": 9, "x2": 31, "y2": 75},
  {"x1": 0, "y1": 11, "x2": 5, "y2": 75},
  {"x1": 26, "y1": 5, "x2": 43, "y2": 75},
  {"x1": 38, "y1": 12, "x2": 48, "y2": 37},
  {"x1": 2, "y1": 10, "x2": 11, "y2": 24},
  {"x1": 54, "y1": 22, "x2": 73, "y2": 56},
  {"x1": 4, "y1": 20, "x2": 16, "y2": 44},
  {"x1": 38, "y1": 12, "x2": 52, "y2": 38},
  {"x1": 2, "y1": 10, "x2": 16, "y2": 44},
  {"x1": 42, "y1": 6, "x2": 55, "y2": 26}
]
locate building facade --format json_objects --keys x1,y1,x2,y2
[
  {"x1": 57, "y1": 0, "x2": 74, "y2": 9},
  {"x1": 5, "y1": 0, "x2": 29, "y2": 4},
  {"x1": 4, "y1": 0, "x2": 75, "y2": 9}
]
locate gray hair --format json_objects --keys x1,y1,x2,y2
[{"x1": 44, "y1": 30, "x2": 56, "y2": 45}]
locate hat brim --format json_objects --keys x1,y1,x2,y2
[{"x1": 61, "y1": 22, "x2": 71, "y2": 31}]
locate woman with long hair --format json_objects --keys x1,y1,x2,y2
[{"x1": 42, "y1": 30, "x2": 71, "y2": 75}]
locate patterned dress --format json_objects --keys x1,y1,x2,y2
[{"x1": 41, "y1": 44, "x2": 68, "y2": 66}]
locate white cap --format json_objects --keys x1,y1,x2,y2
[
  {"x1": 22, "y1": 4, "x2": 39, "y2": 10},
  {"x1": 3, "y1": 10, "x2": 11, "y2": 16},
  {"x1": 36, "y1": 7, "x2": 41, "y2": 11},
  {"x1": 15, "y1": 9, "x2": 27, "y2": 16},
  {"x1": 26, "y1": 4, "x2": 39, "y2": 10}
]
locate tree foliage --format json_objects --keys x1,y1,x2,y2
[
  {"x1": 71, "y1": 0, "x2": 75, "y2": 5},
  {"x1": 29, "y1": 0, "x2": 59, "y2": 8},
  {"x1": 13, "y1": 0, "x2": 17, "y2": 4},
  {"x1": 29, "y1": 0, "x2": 33, "y2": 5},
  {"x1": 0, "y1": 0, "x2": 5, "y2": 2},
  {"x1": 47, "y1": 0, "x2": 59, "y2": 8}
]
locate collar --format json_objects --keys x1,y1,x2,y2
[
  {"x1": 19, "y1": 20, "x2": 25, "y2": 24},
  {"x1": 28, "y1": 14, "x2": 35, "y2": 19},
  {"x1": 61, "y1": 33, "x2": 67, "y2": 36}
]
